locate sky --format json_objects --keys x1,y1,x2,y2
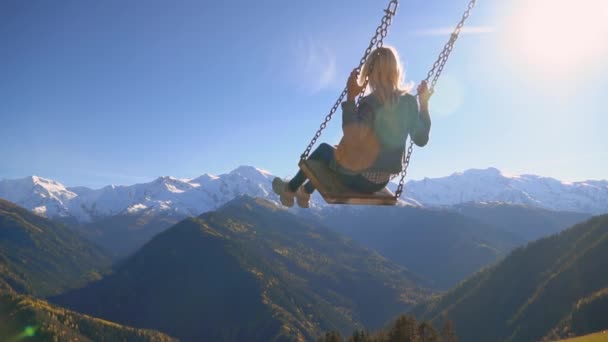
[{"x1": 1, "y1": 0, "x2": 607, "y2": 188}]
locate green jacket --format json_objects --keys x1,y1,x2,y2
[{"x1": 331, "y1": 93, "x2": 431, "y2": 175}]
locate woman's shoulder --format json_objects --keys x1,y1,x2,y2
[
  {"x1": 399, "y1": 92, "x2": 416, "y2": 102},
  {"x1": 363, "y1": 92, "x2": 414, "y2": 104},
  {"x1": 359, "y1": 94, "x2": 382, "y2": 111}
]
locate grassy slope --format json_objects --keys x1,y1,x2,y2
[{"x1": 557, "y1": 331, "x2": 608, "y2": 342}]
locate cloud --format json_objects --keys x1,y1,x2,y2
[
  {"x1": 292, "y1": 37, "x2": 338, "y2": 94},
  {"x1": 414, "y1": 26, "x2": 495, "y2": 36}
]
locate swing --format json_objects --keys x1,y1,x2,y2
[
  {"x1": 299, "y1": 159, "x2": 397, "y2": 205},
  {"x1": 298, "y1": 0, "x2": 477, "y2": 205}
]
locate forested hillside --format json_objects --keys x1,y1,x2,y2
[
  {"x1": 0, "y1": 291, "x2": 176, "y2": 342},
  {"x1": 54, "y1": 196, "x2": 428, "y2": 341},
  {"x1": 413, "y1": 215, "x2": 608, "y2": 341},
  {"x1": 315, "y1": 206, "x2": 521, "y2": 289},
  {"x1": 0, "y1": 199, "x2": 111, "y2": 296}
]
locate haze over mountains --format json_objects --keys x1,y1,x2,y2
[
  {"x1": 312, "y1": 205, "x2": 589, "y2": 290},
  {"x1": 53, "y1": 197, "x2": 427, "y2": 341},
  {"x1": 1, "y1": 166, "x2": 606, "y2": 224}
]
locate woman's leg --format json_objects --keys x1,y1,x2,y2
[
  {"x1": 288, "y1": 143, "x2": 335, "y2": 193},
  {"x1": 303, "y1": 181, "x2": 315, "y2": 194}
]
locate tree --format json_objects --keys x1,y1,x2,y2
[
  {"x1": 418, "y1": 321, "x2": 440, "y2": 342},
  {"x1": 441, "y1": 318, "x2": 458, "y2": 342},
  {"x1": 320, "y1": 314, "x2": 455, "y2": 342},
  {"x1": 388, "y1": 315, "x2": 419, "y2": 342},
  {"x1": 350, "y1": 330, "x2": 372, "y2": 342},
  {"x1": 319, "y1": 330, "x2": 342, "y2": 342}
]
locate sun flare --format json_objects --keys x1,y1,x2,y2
[{"x1": 508, "y1": 0, "x2": 608, "y2": 77}]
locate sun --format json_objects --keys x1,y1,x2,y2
[{"x1": 507, "y1": 0, "x2": 608, "y2": 78}]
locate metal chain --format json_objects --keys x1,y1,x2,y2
[
  {"x1": 300, "y1": 0, "x2": 399, "y2": 160},
  {"x1": 394, "y1": 0, "x2": 477, "y2": 200},
  {"x1": 425, "y1": 0, "x2": 477, "y2": 94}
]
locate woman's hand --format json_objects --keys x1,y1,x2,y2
[
  {"x1": 417, "y1": 81, "x2": 431, "y2": 107},
  {"x1": 347, "y1": 69, "x2": 365, "y2": 101}
]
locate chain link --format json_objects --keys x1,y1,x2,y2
[
  {"x1": 394, "y1": 0, "x2": 477, "y2": 200},
  {"x1": 300, "y1": 0, "x2": 400, "y2": 160}
]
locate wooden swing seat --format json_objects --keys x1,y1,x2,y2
[{"x1": 298, "y1": 159, "x2": 397, "y2": 205}]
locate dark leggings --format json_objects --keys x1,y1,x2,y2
[{"x1": 288, "y1": 143, "x2": 388, "y2": 194}]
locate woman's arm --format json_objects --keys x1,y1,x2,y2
[
  {"x1": 411, "y1": 81, "x2": 432, "y2": 147},
  {"x1": 342, "y1": 69, "x2": 374, "y2": 132},
  {"x1": 347, "y1": 69, "x2": 365, "y2": 101},
  {"x1": 419, "y1": 100, "x2": 431, "y2": 131}
]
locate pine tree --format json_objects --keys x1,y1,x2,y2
[
  {"x1": 418, "y1": 321, "x2": 440, "y2": 342},
  {"x1": 319, "y1": 330, "x2": 342, "y2": 342},
  {"x1": 441, "y1": 318, "x2": 458, "y2": 342},
  {"x1": 388, "y1": 315, "x2": 419, "y2": 342},
  {"x1": 350, "y1": 330, "x2": 372, "y2": 342}
]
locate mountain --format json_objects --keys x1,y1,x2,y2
[
  {"x1": 74, "y1": 201, "x2": 589, "y2": 276},
  {"x1": 546, "y1": 289, "x2": 608, "y2": 341},
  {"x1": 412, "y1": 214, "x2": 608, "y2": 342},
  {"x1": 0, "y1": 199, "x2": 111, "y2": 296},
  {"x1": 452, "y1": 202, "x2": 591, "y2": 242},
  {"x1": 2, "y1": 167, "x2": 605, "y2": 224},
  {"x1": 53, "y1": 196, "x2": 428, "y2": 341},
  {"x1": 312, "y1": 206, "x2": 522, "y2": 290},
  {"x1": 74, "y1": 198, "x2": 590, "y2": 266},
  {"x1": 76, "y1": 209, "x2": 187, "y2": 258},
  {"x1": 0, "y1": 166, "x2": 303, "y2": 222},
  {"x1": 0, "y1": 176, "x2": 78, "y2": 219},
  {"x1": 405, "y1": 167, "x2": 608, "y2": 215},
  {"x1": 0, "y1": 291, "x2": 176, "y2": 341}
]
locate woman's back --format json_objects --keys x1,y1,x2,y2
[{"x1": 334, "y1": 92, "x2": 429, "y2": 175}]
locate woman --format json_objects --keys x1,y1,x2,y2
[{"x1": 273, "y1": 46, "x2": 432, "y2": 208}]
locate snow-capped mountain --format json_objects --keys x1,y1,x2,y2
[
  {"x1": 0, "y1": 176, "x2": 78, "y2": 218},
  {"x1": 405, "y1": 167, "x2": 608, "y2": 214},
  {"x1": 0, "y1": 166, "x2": 325, "y2": 222},
  {"x1": 0, "y1": 166, "x2": 606, "y2": 222}
]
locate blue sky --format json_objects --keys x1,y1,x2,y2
[{"x1": 1, "y1": 0, "x2": 607, "y2": 188}]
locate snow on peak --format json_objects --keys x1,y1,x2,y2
[
  {"x1": 1, "y1": 166, "x2": 606, "y2": 222},
  {"x1": 154, "y1": 176, "x2": 179, "y2": 182},
  {"x1": 190, "y1": 173, "x2": 219, "y2": 184},
  {"x1": 32, "y1": 206, "x2": 48, "y2": 216},
  {"x1": 453, "y1": 167, "x2": 505, "y2": 179},
  {"x1": 150, "y1": 176, "x2": 194, "y2": 193},
  {"x1": 29, "y1": 175, "x2": 73, "y2": 193},
  {"x1": 405, "y1": 168, "x2": 608, "y2": 214},
  {"x1": 229, "y1": 165, "x2": 274, "y2": 181},
  {"x1": 0, "y1": 166, "x2": 295, "y2": 221},
  {"x1": 126, "y1": 203, "x2": 148, "y2": 214},
  {"x1": 0, "y1": 175, "x2": 78, "y2": 219}
]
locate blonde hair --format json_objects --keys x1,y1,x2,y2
[{"x1": 360, "y1": 46, "x2": 411, "y2": 107}]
